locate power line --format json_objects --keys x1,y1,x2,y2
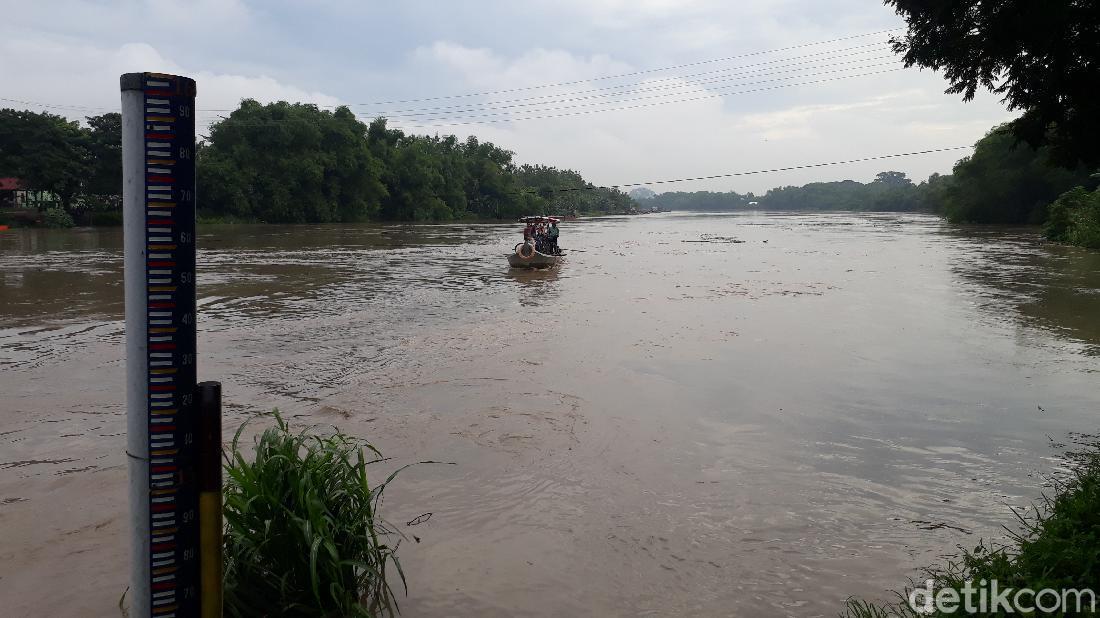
[
  {"x1": 187, "y1": 41, "x2": 892, "y2": 114},
  {"x1": 0, "y1": 96, "x2": 116, "y2": 113},
  {"x1": 145, "y1": 40, "x2": 899, "y2": 115},
  {"x1": 192, "y1": 42, "x2": 892, "y2": 114},
  {"x1": 603, "y1": 146, "x2": 972, "y2": 189},
  {"x1": 0, "y1": 33, "x2": 901, "y2": 119},
  {"x1": 496, "y1": 145, "x2": 974, "y2": 196},
  {"x1": 354, "y1": 27, "x2": 904, "y2": 106},
  {"x1": 196, "y1": 67, "x2": 902, "y2": 132},
  {"x1": 377, "y1": 59, "x2": 900, "y2": 122},
  {"x1": 364, "y1": 49, "x2": 895, "y2": 118},
  {"x1": 0, "y1": 46, "x2": 890, "y2": 118},
  {"x1": 390, "y1": 67, "x2": 903, "y2": 129}
]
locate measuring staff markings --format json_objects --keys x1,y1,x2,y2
[{"x1": 136, "y1": 73, "x2": 199, "y2": 617}]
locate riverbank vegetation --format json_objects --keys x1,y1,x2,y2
[
  {"x1": 0, "y1": 102, "x2": 634, "y2": 226},
  {"x1": 643, "y1": 170, "x2": 933, "y2": 213},
  {"x1": 885, "y1": 0, "x2": 1100, "y2": 250},
  {"x1": 642, "y1": 123, "x2": 1100, "y2": 250},
  {"x1": 200, "y1": 100, "x2": 634, "y2": 223},
  {"x1": 1043, "y1": 187, "x2": 1100, "y2": 251},
  {"x1": 842, "y1": 435, "x2": 1100, "y2": 617},
  {"x1": 223, "y1": 413, "x2": 405, "y2": 617},
  {"x1": 0, "y1": 109, "x2": 122, "y2": 226}
]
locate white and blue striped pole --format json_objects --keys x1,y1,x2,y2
[{"x1": 122, "y1": 72, "x2": 200, "y2": 618}]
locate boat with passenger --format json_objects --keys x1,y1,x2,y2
[{"x1": 508, "y1": 216, "x2": 562, "y2": 268}]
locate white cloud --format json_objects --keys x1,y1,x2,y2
[{"x1": 0, "y1": 36, "x2": 342, "y2": 133}]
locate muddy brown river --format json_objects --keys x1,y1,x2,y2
[{"x1": 2, "y1": 212, "x2": 1099, "y2": 616}]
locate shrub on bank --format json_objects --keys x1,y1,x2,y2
[
  {"x1": 223, "y1": 413, "x2": 406, "y2": 617},
  {"x1": 42, "y1": 207, "x2": 74, "y2": 228},
  {"x1": 842, "y1": 436, "x2": 1100, "y2": 617},
  {"x1": 1045, "y1": 187, "x2": 1100, "y2": 250}
]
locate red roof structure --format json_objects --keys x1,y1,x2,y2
[{"x1": 0, "y1": 178, "x2": 25, "y2": 191}]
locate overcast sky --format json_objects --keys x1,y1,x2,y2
[{"x1": 1, "y1": 0, "x2": 1015, "y2": 193}]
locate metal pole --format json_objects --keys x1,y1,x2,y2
[
  {"x1": 122, "y1": 72, "x2": 200, "y2": 618},
  {"x1": 196, "y1": 381, "x2": 223, "y2": 618}
]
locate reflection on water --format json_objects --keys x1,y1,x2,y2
[
  {"x1": 507, "y1": 266, "x2": 561, "y2": 307},
  {"x1": 943, "y1": 226, "x2": 1100, "y2": 354},
  {"x1": 1, "y1": 213, "x2": 1099, "y2": 616}
]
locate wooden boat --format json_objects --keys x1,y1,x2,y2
[
  {"x1": 508, "y1": 216, "x2": 563, "y2": 268},
  {"x1": 508, "y1": 244, "x2": 560, "y2": 268}
]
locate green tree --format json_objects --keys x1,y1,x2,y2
[
  {"x1": 82, "y1": 113, "x2": 123, "y2": 215},
  {"x1": 873, "y1": 171, "x2": 913, "y2": 188},
  {"x1": 938, "y1": 126, "x2": 1095, "y2": 223},
  {"x1": 194, "y1": 103, "x2": 636, "y2": 223},
  {"x1": 911, "y1": 172, "x2": 954, "y2": 213},
  {"x1": 886, "y1": 0, "x2": 1100, "y2": 166},
  {"x1": 0, "y1": 109, "x2": 92, "y2": 215},
  {"x1": 198, "y1": 101, "x2": 385, "y2": 223}
]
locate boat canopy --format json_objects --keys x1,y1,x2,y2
[{"x1": 519, "y1": 216, "x2": 560, "y2": 224}]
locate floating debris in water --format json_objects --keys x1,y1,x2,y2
[
  {"x1": 683, "y1": 234, "x2": 745, "y2": 244},
  {"x1": 910, "y1": 519, "x2": 972, "y2": 534}
]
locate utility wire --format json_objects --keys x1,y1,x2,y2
[
  {"x1": 185, "y1": 41, "x2": 892, "y2": 114},
  {"x1": 479, "y1": 145, "x2": 974, "y2": 197},
  {"x1": 0, "y1": 96, "x2": 116, "y2": 113},
  {"x1": 365, "y1": 52, "x2": 895, "y2": 118},
  {"x1": 359, "y1": 43, "x2": 892, "y2": 115},
  {"x1": 196, "y1": 67, "x2": 902, "y2": 132},
  {"x1": 602, "y1": 146, "x2": 973, "y2": 190},
  {"x1": 354, "y1": 27, "x2": 904, "y2": 105},
  {"x1": 0, "y1": 34, "x2": 900, "y2": 117},
  {"x1": 391, "y1": 68, "x2": 903, "y2": 129},
  {"x1": 377, "y1": 59, "x2": 900, "y2": 122},
  {"x1": 204, "y1": 66, "x2": 903, "y2": 130}
]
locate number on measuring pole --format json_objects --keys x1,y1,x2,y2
[{"x1": 140, "y1": 72, "x2": 200, "y2": 617}]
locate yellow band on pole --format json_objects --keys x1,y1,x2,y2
[{"x1": 199, "y1": 491, "x2": 222, "y2": 618}]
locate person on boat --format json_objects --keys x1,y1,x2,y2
[
  {"x1": 547, "y1": 221, "x2": 560, "y2": 254},
  {"x1": 533, "y1": 223, "x2": 547, "y2": 253},
  {"x1": 523, "y1": 222, "x2": 535, "y2": 243}
]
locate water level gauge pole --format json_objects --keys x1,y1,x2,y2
[{"x1": 122, "y1": 72, "x2": 200, "y2": 618}]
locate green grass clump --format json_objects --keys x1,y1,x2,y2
[
  {"x1": 223, "y1": 413, "x2": 406, "y2": 617},
  {"x1": 843, "y1": 435, "x2": 1100, "y2": 617}
]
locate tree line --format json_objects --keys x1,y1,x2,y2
[
  {"x1": 642, "y1": 124, "x2": 1100, "y2": 249},
  {"x1": 0, "y1": 109, "x2": 122, "y2": 226},
  {"x1": 643, "y1": 170, "x2": 936, "y2": 214},
  {"x1": 2, "y1": 108, "x2": 1097, "y2": 248},
  {"x1": 0, "y1": 101, "x2": 635, "y2": 226}
]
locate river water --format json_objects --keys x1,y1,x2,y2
[{"x1": 2, "y1": 212, "x2": 1099, "y2": 616}]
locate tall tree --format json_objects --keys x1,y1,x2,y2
[
  {"x1": 0, "y1": 109, "x2": 92, "y2": 214},
  {"x1": 84, "y1": 113, "x2": 122, "y2": 200},
  {"x1": 886, "y1": 0, "x2": 1100, "y2": 166},
  {"x1": 939, "y1": 125, "x2": 1095, "y2": 223},
  {"x1": 198, "y1": 100, "x2": 385, "y2": 223}
]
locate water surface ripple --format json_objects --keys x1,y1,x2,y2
[{"x1": 2, "y1": 213, "x2": 1099, "y2": 616}]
